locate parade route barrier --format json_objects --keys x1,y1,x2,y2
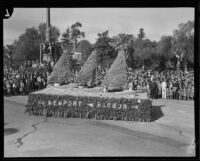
[{"x1": 25, "y1": 85, "x2": 152, "y2": 122}]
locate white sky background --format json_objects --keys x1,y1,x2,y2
[{"x1": 3, "y1": 8, "x2": 194, "y2": 45}]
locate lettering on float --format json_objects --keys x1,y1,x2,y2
[{"x1": 41, "y1": 97, "x2": 137, "y2": 109}]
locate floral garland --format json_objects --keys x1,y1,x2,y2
[{"x1": 25, "y1": 93, "x2": 152, "y2": 122}]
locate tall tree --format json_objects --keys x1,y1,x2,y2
[
  {"x1": 4, "y1": 45, "x2": 15, "y2": 66},
  {"x1": 172, "y1": 20, "x2": 194, "y2": 71},
  {"x1": 75, "y1": 40, "x2": 92, "y2": 65},
  {"x1": 71, "y1": 22, "x2": 85, "y2": 48},
  {"x1": 61, "y1": 27, "x2": 71, "y2": 44},
  {"x1": 6, "y1": 24, "x2": 61, "y2": 65},
  {"x1": 110, "y1": 33, "x2": 135, "y2": 69},
  {"x1": 157, "y1": 35, "x2": 173, "y2": 60},
  {"x1": 62, "y1": 22, "x2": 85, "y2": 50},
  {"x1": 13, "y1": 27, "x2": 40, "y2": 61},
  {"x1": 110, "y1": 33, "x2": 135, "y2": 51},
  {"x1": 95, "y1": 30, "x2": 115, "y2": 68}
]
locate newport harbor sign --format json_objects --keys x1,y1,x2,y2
[{"x1": 37, "y1": 96, "x2": 141, "y2": 110}]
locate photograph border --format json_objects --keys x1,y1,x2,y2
[{"x1": 1, "y1": 0, "x2": 199, "y2": 160}]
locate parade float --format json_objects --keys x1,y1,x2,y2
[
  {"x1": 24, "y1": 7, "x2": 152, "y2": 122},
  {"x1": 25, "y1": 40, "x2": 152, "y2": 121}
]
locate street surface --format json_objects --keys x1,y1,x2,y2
[{"x1": 4, "y1": 96, "x2": 195, "y2": 157}]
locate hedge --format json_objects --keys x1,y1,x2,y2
[
  {"x1": 75, "y1": 50, "x2": 98, "y2": 86},
  {"x1": 101, "y1": 50, "x2": 128, "y2": 91},
  {"x1": 25, "y1": 93, "x2": 152, "y2": 122},
  {"x1": 47, "y1": 50, "x2": 72, "y2": 85}
]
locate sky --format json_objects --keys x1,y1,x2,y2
[{"x1": 3, "y1": 8, "x2": 194, "y2": 45}]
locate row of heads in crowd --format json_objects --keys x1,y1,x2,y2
[
  {"x1": 127, "y1": 67, "x2": 194, "y2": 88},
  {"x1": 4, "y1": 59, "x2": 194, "y2": 88}
]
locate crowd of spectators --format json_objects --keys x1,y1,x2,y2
[
  {"x1": 127, "y1": 68, "x2": 194, "y2": 100},
  {"x1": 4, "y1": 59, "x2": 194, "y2": 101},
  {"x1": 3, "y1": 59, "x2": 55, "y2": 96},
  {"x1": 4, "y1": 58, "x2": 80, "y2": 96}
]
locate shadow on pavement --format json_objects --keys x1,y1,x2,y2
[
  {"x1": 151, "y1": 105, "x2": 165, "y2": 121},
  {"x1": 4, "y1": 128, "x2": 19, "y2": 136}
]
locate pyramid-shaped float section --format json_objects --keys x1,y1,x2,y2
[
  {"x1": 75, "y1": 50, "x2": 98, "y2": 85},
  {"x1": 101, "y1": 50, "x2": 128, "y2": 91},
  {"x1": 47, "y1": 50, "x2": 72, "y2": 85}
]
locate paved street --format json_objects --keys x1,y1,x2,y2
[{"x1": 4, "y1": 96, "x2": 195, "y2": 157}]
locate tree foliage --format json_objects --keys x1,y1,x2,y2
[
  {"x1": 4, "y1": 20, "x2": 194, "y2": 71},
  {"x1": 157, "y1": 35, "x2": 173, "y2": 60},
  {"x1": 38, "y1": 23, "x2": 60, "y2": 42},
  {"x1": 62, "y1": 22, "x2": 85, "y2": 50},
  {"x1": 95, "y1": 30, "x2": 116, "y2": 68},
  {"x1": 110, "y1": 33, "x2": 135, "y2": 69},
  {"x1": 13, "y1": 27, "x2": 40, "y2": 61},
  {"x1": 75, "y1": 40, "x2": 93, "y2": 65},
  {"x1": 110, "y1": 33, "x2": 135, "y2": 52},
  {"x1": 172, "y1": 20, "x2": 194, "y2": 67},
  {"x1": 4, "y1": 44, "x2": 15, "y2": 66},
  {"x1": 6, "y1": 23, "x2": 60, "y2": 67}
]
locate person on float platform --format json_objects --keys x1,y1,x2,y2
[{"x1": 161, "y1": 79, "x2": 167, "y2": 99}]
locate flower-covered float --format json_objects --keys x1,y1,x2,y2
[{"x1": 25, "y1": 39, "x2": 152, "y2": 122}]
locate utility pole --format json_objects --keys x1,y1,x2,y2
[
  {"x1": 43, "y1": 8, "x2": 52, "y2": 63},
  {"x1": 46, "y1": 8, "x2": 51, "y2": 43}
]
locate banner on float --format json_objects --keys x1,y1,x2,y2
[{"x1": 37, "y1": 95, "x2": 141, "y2": 110}]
